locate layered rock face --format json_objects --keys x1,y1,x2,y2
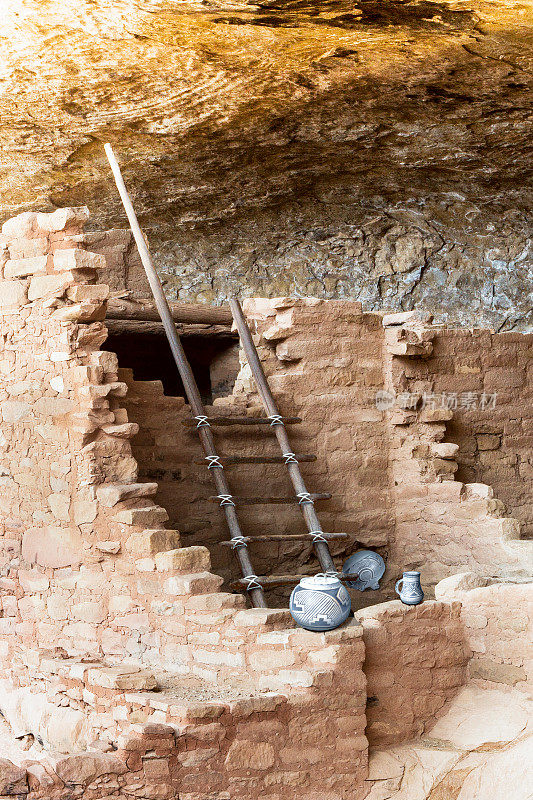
[{"x1": 1, "y1": 0, "x2": 532, "y2": 326}]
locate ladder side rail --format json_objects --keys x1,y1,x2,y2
[
  {"x1": 104, "y1": 145, "x2": 266, "y2": 608},
  {"x1": 229, "y1": 298, "x2": 336, "y2": 574}
]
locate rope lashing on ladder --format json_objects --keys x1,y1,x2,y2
[
  {"x1": 217, "y1": 494, "x2": 235, "y2": 506},
  {"x1": 194, "y1": 415, "x2": 211, "y2": 428},
  {"x1": 282, "y1": 451, "x2": 298, "y2": 464},
  {"x1": 268, "y1": 414, "x2": 284, "y2": 426},
  {"x1": 242, "y1": 574, "x2": 263, "y2": 591},
  {"x1": 230, "y1": 535, "x2": 247, "y2": 550},
  {"x1": 205, "y1": 455, "x2": 223, "y2": 469},
  {"x1": 297, "y1": 492, "x2": 314, "y2": 505},
  {"x1": 308, "y1": 530, "x2": 327, "y2": 544}
]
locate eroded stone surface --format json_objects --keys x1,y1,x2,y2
[
  {"x1": 21, "y1": 527, "x2": 85, "y2": 569},
  {"x1": 0, "y1": 1, "x2": 532, "y2": 326},
  {"x1": 456, "y1": 737, "x2": 533, "y2": 800},
  {"x1": 0, "y1": 758, "x2": 27, "y2": 794},
  {"x1": 429, "y1": 684, "x2": 529, "y2": 749},
  {"x1": 366, "y1": 687, "x2": 533, "y2": 800}
]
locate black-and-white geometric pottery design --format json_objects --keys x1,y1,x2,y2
[
  {"x1": 342, "y1": 550, "x2": 386, "y2": 591},
  {"x1": 290, "y1": 574, "x2": 351, "y2": 632}
]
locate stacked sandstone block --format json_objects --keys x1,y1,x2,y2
[
  {"x1": 355, "y1": 599, "x2": 470, "y2": 746},
  {"x1": 394, "y1": 326, "x2": 533, "y2": 536},
  {"x1": 120, "y1": 297, "x2": 394, "y2": 595},
  {"x1": 380, "y1": 311, "x2": 532, "y2": 589},
  {"x1": 0, "y1": 208, "x2": 371, "y2": 799},
  {"x1": 436, "y1": 572, "x2": 532, "y2": 693},
  {"x1": 0, "y1": 614, "x2": 369, "y2": 799}
]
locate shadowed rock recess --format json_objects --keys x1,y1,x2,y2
[{"x1": 1, "y1": 0, "x2": 532, "y2": 326}]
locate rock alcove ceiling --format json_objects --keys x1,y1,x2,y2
[{"x1": 1, "y1": 0, "x2": 532, "y2": 326}]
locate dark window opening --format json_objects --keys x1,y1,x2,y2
[{"x1": 102, "y1": 326, "x2": 240, "y2": 405}]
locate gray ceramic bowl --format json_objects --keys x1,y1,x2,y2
[{"x1": 342, "y1": 550, "x2": 386, "y2": 591}]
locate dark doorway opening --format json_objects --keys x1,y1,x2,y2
[{"x1": 102, "y1": 324, "x2": 240, "y2": 405}]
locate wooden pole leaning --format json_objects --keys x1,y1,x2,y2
[
  {"x1": 104, "y1": 145, "x2": 267, "y2": 608},
  {"x1": 229, "y1": 298, "x2": 337, "y2": 574}
]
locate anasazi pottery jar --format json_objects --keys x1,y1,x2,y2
[
  {"x1": 290, "y1": 573, "x2": 351, "y2": 632},
  {"x1": 395, "y1": 571, "x2": 424, "y2": 605}
]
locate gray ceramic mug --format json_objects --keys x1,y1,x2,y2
[{"x1": 395, "y1": 571, "x2": 424, "y2": 605}]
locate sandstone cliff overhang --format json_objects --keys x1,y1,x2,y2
[{"x1": 0, "y1": 0, "x2": 531, "y2": 324}]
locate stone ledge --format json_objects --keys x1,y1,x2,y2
[
  {"x1": 233, "y1": 608, "x2": 295, "y2": 629},
  {"x1": 155, "y1": 546, "x2": 211, "y2": 574},
  {"x1": 125, "y1": 529, "x2": 181, "y2": 556},
  {"x1": 96, "y1": 482, "x2": 158, "y2": 507},
  {"x1": 163, "y1": 571, "x2": 224, "y2": 596},
  {"x1": 87, "y1": 666, "x2": 157, "y2": 691}
]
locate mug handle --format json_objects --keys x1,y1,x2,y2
[{"x1": 395, "y1": 579, "x2": 403, "y2": 596}]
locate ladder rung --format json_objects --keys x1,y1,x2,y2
[
  {"x1": 182, "y1": 416, "x2": 302, "y2": 427},
  {"x1": 219, "y1": 533, "x2": 348, "y2": 546},
  {"x1": 194, "y1": 454, "x2": 317, "y2": 465},
  {"x1": 230, "y1": 573, "x2": 361, "y2": 591},
  {"x1": 208, "y1": 493, "x2": 331, "y2": 506}
]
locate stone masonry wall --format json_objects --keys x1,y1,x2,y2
[
  {"x1": 227, "y1": 303, "x2": 531, "y2": 593},
  {"x1": 122, "y1": 298, "x2": 394, "y2": 603},
  {"x1": 354, "y1": 599, "x2": 470, "y2": 747},
  {"x1": 121, "y1": 298, "x2": 533, "y2": 597},
  {"x1": 0, "y1": 615, "x2": 369, "y2": 800},
  {"x1": 380, "y1": 315, "x2": 532, "y2": 590},
  {"x1": 0, "y1": 661, "x2": 369, "y2": 800},
  {"x1": 0, "y1": 210, "x2": 368, "y2": 687},
  {"x1": 0, "y1": 207, "x2": 530, "y2": 800},
  {"x1": 83, "y1": 235, "x2": 532, "y2": 596},
  {"x1": 0, "y1": 207, "x2": 113, "y2": 575},
  {"x1": 436, "y1": 572, "x2": 533, "y2": 694},
  {"x1": 389, "y1": 327, "x2": 533, "y2": 538},
  {"x1": 91, "y1": 232, "x2": 533, "y2": 546},
  {"x1": 0, "y1": 208, "x2": 371, "y2": 800}
]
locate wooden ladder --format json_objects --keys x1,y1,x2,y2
[
  {"x1": 183, "y1": 298, "x2": 354, "y2": 607},
  {"x1": 105, "y1": 145, "x2": 356, "y2": 608}
]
